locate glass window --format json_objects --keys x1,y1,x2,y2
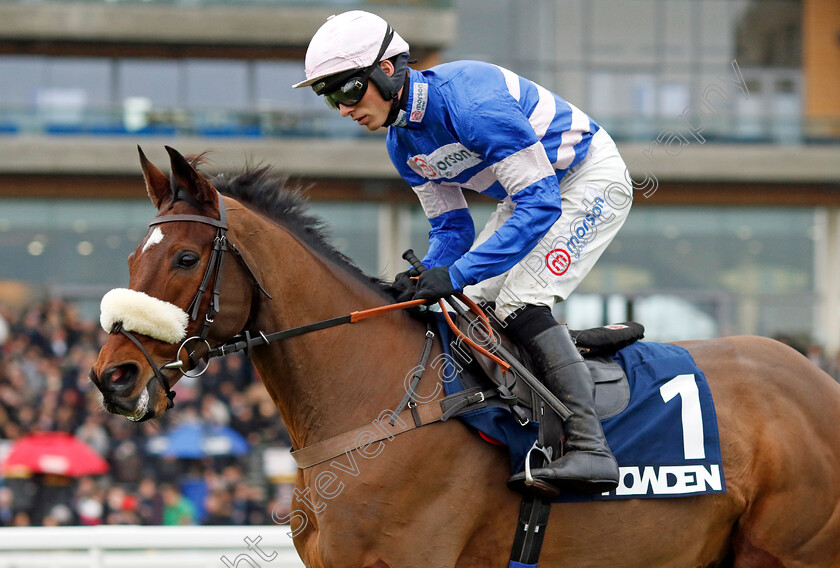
[
  {"x1": 552, "y1": 70, "x2": 587, "y2": 112},
  {"x1": 308, "y1": 203, "x2": 382, "y2": 276},
  {"x1": 590, "y1": 0, "x2": 657, "y2": 66},
  {"x1": 442, "y1": 0, "x2": 519, "y2": 69},
  {"x1": 662, "y1": 0, "x2": 694, "y2": 64},
  {"x1": 735, "y1": 0, "x2": 802, "y2": 68},
  {"x1": 254, "y1": 61, "x2": 322, "y2": 110},
  {"x1": 184, "y1": 60, "x2": 249, "y2": 110},
  {"x1": 0, "y1": 199, "x2": 155, "y2": 319},
  {"x1": 551, "y1": 0, "x2": 584, "y2": 64},
  {"x1": 577, "y1": 206, "x2": 816, "y2": 338},
  {"x1": 118, "y1": 60, "x2": 181, "y2": 107},
  {"x1": 0, "y1": 199, "x2": 386, "y2": 316},
  {"x1": 44, "y1": 57, "x2": 113, "y2": 108},
  {"x1": 0, "y1": 56, "x2": 47, "y2": 107},
  {"x1": 699, "y1": 0, "x2": 736, "y2": 64}
]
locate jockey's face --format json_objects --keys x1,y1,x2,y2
[{"x1": 338, "y1": 60, "x2": 397, "y2": 131}]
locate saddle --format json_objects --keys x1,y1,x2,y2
[{"x1": 441, "y1": 315, "x2": 644, "y2": 424}]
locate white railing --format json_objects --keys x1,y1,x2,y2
[{"x1": 0, "y1": 526, "x2": 305, "y2": 568}]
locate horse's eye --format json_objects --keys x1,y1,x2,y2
[{"x1": 175, "y1": 251, "x2": 200, "y2": 269}]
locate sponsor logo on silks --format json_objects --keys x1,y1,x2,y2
[
  {"x1": 545, "y1": 248, "x2": 571, "y2": 276},
  {"x1": 603, "y1": 324, "x2": 628, "y2": 330},
  {"x1": 603, "y1": 464, "x2": 723, "y2": 497},
  {"x1": 409, "y1": 82, "x2": 428, "y2": 123},
  {"x1": 391, "y1": 109, "x2": 408, "y2": 128},
  {"x1": 567, "y1": 196, "x2": 608, "y2": 258},
  {"x1": 407, "y1": 143, "x2": 482, "y2": 180}
]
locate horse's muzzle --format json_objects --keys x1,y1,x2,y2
[{"x1": 91, "y1": 365, "x2": 154, "y2": 421}]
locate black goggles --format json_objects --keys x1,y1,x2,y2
[
  {"x1": 312, "y1": 25, "x2": 394, "y2": 110},
  {"x1": 321, "y1": 74, "x2": 370, "y2": 110}
]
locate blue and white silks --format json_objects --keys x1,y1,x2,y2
[{"x1": 387, "y1": 62, "x2": 599, "y2": 289}]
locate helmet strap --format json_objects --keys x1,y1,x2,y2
[
  {"x1": 383, "y1": 72, "x2": 411, "y2": 128},
  {"x1": 368, "y1": 51, "x2": 409, "y2": 101}
]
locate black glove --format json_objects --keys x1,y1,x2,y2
[
  {"x1": 391, "y1": 268, "x2": 420, "y2": 303},
  {"x1": 412, "y1": 266, "x2": 461, "y2": 302}
]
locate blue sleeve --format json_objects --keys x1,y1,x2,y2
[
  {"x1": 423, "y1": 208, "x2": 475, "y2": 269},
  {"x1": 441, "y1": 68, "x2": 563, "y2": 288}
]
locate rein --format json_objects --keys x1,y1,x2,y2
[
  {"x1": 111, "y1": 190, "x2": 507, "y2": 438},
  {"x1": 203, "y1": 299, "x2": 428, "y2": 360}
]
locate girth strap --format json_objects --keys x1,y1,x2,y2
[{"x1": 509, "y1": 495, "x2": 553, "y2": 567}]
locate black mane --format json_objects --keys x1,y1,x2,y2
[{"x1": 209, "y1": 167, "x2": 398, "y2": 300}]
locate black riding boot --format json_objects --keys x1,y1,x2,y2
[{"x1": 508, "y1": 323, "x2": 619, "y2": 497}]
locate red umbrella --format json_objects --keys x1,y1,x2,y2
[{"x1": 3, "y1": 432, "x2": 108, "y2": 477}]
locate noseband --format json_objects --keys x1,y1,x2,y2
[
  {"x1": 106, "y1": 192, "x2": 455, "y2": 420},
  {"x1": 110, "y1": 192, "x2": 270, "y2": 414}
]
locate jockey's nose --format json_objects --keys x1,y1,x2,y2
[
  {"x1": 339, "y1": 104, "x2": 354, "y2": 117},
  {"x1": 95, "y1": 363, "x2": 140, "y2": 396}
]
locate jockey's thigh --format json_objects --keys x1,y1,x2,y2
[{"x1": 465, "y1": 128, "x2": 632, "y2": 321}]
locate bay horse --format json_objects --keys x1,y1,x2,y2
[{"x1": 91, "y1": 146, "x2": 840, "y2": 568}]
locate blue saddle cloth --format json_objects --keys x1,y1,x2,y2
[{"x1": 434, "y1": 316, "x2": 726, "y2": 500}]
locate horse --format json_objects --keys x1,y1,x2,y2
[{"x1": 90, "y1": 146, "x2": 840, "y2": 568}]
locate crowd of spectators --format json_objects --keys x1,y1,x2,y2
[{"x1": 0, "y1": 298, "x2": 293, "y2": 527}]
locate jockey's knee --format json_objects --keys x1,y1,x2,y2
[{"x1": 503, "y1": 305, "x2": 557, "y2": 345}]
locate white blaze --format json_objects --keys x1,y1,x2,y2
[{"x1": 142, "y1": 227, "x2": 164, "y2": 252}]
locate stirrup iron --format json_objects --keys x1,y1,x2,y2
[{"x1": 524, "y1": 441, "x2": 553, "y2": 487}]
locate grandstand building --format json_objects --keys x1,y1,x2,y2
[{"x1": 0, "y1": 0, "x2": 838, "y2": 354}]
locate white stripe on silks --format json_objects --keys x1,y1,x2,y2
[
  {"x1": 491, "y1": 142, "x2": 556, "y2": 196},
  {"x1": 412, "y1": 181, "x2": 469, "y2": 219},
  {"x1": 528, "y1": 84, "x2": 556, "y2": 140},
  {"x1": 552, "y1": 102, "x2": 590, "y2": 170},
  {"x1": 497, "y1": 66, "x2": 521, "y2": 101},
  {"x1": 100, "y1": 288, "x2": 188, "y2": 344},
  {"x1": 458, "y1": 165, "x2": 498, "y2": 193}
]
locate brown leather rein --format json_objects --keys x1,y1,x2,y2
[{"x1": 109, "y1": 191, "x2": 505, "y2": 457}]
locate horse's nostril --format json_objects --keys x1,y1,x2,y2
[
  {"x1": 100, "y1": 363, "x2": 139, "y2": 392},
  {"x1": 110, "y1": 367, "x2": 126, "y2": 383}
]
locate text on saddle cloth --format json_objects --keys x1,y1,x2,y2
[{"x1": 434, "y1": 315, "x2": 726, "y2": 501}]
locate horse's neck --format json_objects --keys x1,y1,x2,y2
[{"x1": 234, "y1": 212, "x2": 428, "y2": 450}]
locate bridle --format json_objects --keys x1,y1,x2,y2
[
  {"x1": 104, "y1": 191, "x2": 506, "y2": 420},
  {"x1": 108, "y1": 191, "x2": 270, "y2": 412}
]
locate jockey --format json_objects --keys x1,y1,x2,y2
[{"x1": 294, "y1": 11, "x2": 632, "y2": 497}]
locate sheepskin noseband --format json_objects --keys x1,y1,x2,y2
[{"x1": 100, "y1": 288, "x2": 188, "y2": 344}]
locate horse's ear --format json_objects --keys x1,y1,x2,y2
[
  {"x1": 138, "y1": 146, "x2": 170, "y2": 210},
  {"x1": 165, "y1": 145, "x2": 217, "y2": 206}
]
